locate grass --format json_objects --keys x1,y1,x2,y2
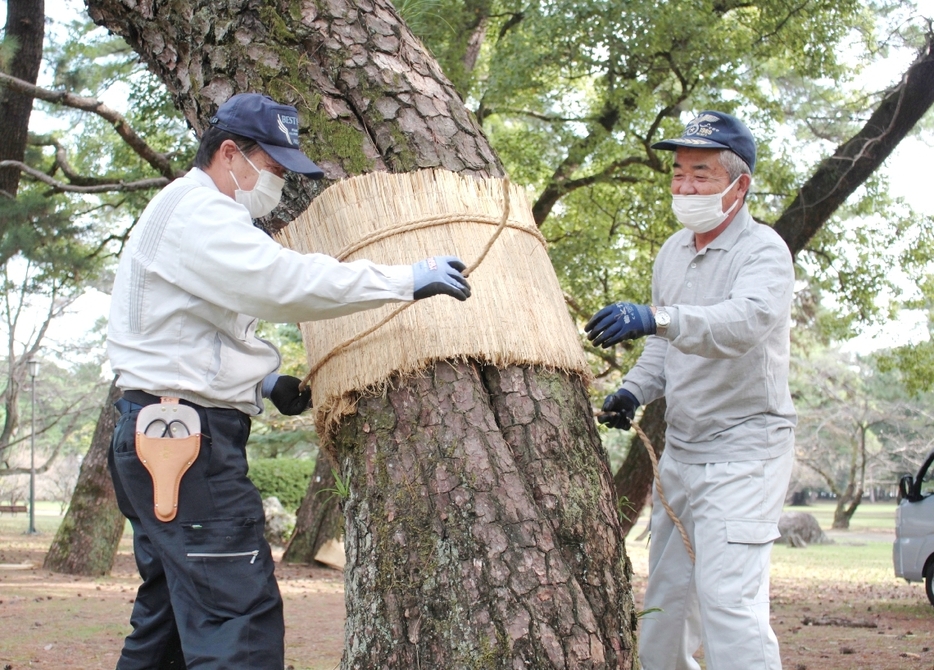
[
  {"x1": 790, "y1": 499, "x2": 897, "y2": 533},
  {"x1": 627, "y1": 500, "x2": 904, "y2": 586},
  {"x1": 771, "y1": 540, "x2": 895, "y2": 583}
]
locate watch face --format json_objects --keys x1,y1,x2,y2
[{"x1": 656, "y1": 310, "x2": 671, "y2": 327}]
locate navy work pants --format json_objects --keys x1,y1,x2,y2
[{"x1": 108, "y1": 398, "x2": 284, "y2": 669}]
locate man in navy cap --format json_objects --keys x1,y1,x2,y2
[
  {"x1": 585, "y1": 111, "x2": 796, "y2": 670},
  {"x1": 106, "y1": 93, "x2": 471, "y2": 669}
]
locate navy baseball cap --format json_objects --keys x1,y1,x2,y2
[
  {"x1": 652, "y1": 111, "x2": 756, "y2": 173},
  {"x1": 210, "y1": 93, "x2": 324, "y2": 178}
]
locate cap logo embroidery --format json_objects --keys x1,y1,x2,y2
[
  {"x1": 277, "y1": 115, "x2": 295, "y2": 146},
  {"x1": 684, "y1": 113, "x2": 721, "y2": 138}
]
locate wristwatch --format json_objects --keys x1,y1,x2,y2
[{"x1": 653, "y1": 307, "x2": 671, "y2": 335}]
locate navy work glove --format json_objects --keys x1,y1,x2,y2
[
  {"x1": 269, "y1": 375, "x2": 311, "y2": 416},
  {"x1": 412, "y1": 256, "x2": 471, "y2": 301},
  {"x1": 597, "y1": 389, "x2": 640, "y2": 430},
  {"x1": 585, "y1": 302, "x2": 655, "y2": 348}
]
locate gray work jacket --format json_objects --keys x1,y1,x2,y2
[{"x1": 621, "y1": 205, "x2": 797, "y2": 463}]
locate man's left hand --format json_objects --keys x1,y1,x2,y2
[
  {"x1": 585, "y1": 302, "x2": 656, "y2": 348},
  {"x1": 270, "y1": 375, "x2": 312, "y2": 415}
]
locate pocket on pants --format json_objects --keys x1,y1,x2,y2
[
  {"x1": 717, "y1": 518, "x2": 780, "y2": 607},
  {"x1": 182, "y1": 518, "x2": 269, "y2": 616}
]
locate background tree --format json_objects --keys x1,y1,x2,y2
[
  {"x1": 791, "y1": 344, "x2": 934, "y2": 528},
  {"x1": 0, "y1": 0, "x2": 44, "y2": 197}
]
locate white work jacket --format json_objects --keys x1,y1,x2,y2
[{"x1": 107, "y1": 168, "x2": 414, "y2": 414}]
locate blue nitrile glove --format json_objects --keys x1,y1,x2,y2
[
  {"x1": 597, "y1": 389, "x2": 640, "y2": 430},
  {"x1": 585, "y1": 302, "x2": 656, "y2": 348},
  {"x1": 412, "y1": 256, "x2": 471, "y2": 301},
  {"x1": 263, "y1": 374, "x2": 311, "y2": 416}
]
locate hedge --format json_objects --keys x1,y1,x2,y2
[{"x1": 247, "y1": 458, "x2": 316, "y2": 512}]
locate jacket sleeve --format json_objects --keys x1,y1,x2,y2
[
  {"x1": 620, "y1": 254, "x2": 670, "y2": 406},
  {"x1": 664, "y1": 238, "x2": 794, "y2": 360},
  {"x1": 173, "y1": 192, "x2": 414, "y2": 323}
]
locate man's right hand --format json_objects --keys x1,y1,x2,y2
[
  {"x1": 597, "y1": 388, "x2": 640, "y2": 430},
  {"x1": 412, "y1": 256, "x2": 471, "y2": 301},
  {"x1": 269, "y1": 375, "x2": 312, "y2": 415}
]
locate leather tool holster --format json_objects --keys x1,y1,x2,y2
[{"x1": 135, "y1": 397, "x2": 201, "y2": 522}]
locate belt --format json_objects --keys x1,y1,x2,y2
[{"x1": 115, "y1": 391, "x2": 204, "y2": 416}]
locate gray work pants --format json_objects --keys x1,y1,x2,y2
[{"x1": 639, "y1": 449, "x2": 794, "y2": 670}]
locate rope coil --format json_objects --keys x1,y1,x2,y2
[{"x1": 633, "y1": 422, "x2": 695, "y2": 563}]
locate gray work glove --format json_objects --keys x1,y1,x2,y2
[{"x1": 412, "y1": 256, "x2": 471, "y2": 301}]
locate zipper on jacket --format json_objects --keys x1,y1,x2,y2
[{"x1": 187, "y1": 550, "x2": 259, "y2": 564}]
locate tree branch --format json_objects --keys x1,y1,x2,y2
[
  {"x1": 0, "y1": 70, "x2": 182, "y2": 180},
  {"x1": 773, "y1": 34, "x2": 934, "y2": 256},
  {"x1": 0, "y1": 160, "x2": 170, "y2": 194}
]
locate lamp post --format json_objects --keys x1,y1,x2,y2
[{"x1": 26, "y1": 358, "x2": 39, "y2": 535}]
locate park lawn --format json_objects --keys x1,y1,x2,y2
[{"x1": 1, "y1": 499, "x2": 932, "y2": 669}]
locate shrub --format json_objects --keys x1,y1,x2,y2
[{"x1": 248, "y1": 458, "x2": 315, "y2": 512}]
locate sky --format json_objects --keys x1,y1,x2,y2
[{"x1": 13, "y1": 0, "x2": 934, "y2": 362}]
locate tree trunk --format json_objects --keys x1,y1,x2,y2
[
  {"x1": 0, "y1": 0, "x2": 44, "y2": 198},
  {"x1": 83, "y1": 0, "x2": 636, "y2": 665},
  {"x1": 44, "y1": 378, "x2": 125, "y2": 575},
  {"x1": 831, "y1": 485, "x2": 863, "y2": 530},
  {"x1": 282, "y1": 454, "x2": 344, "y2": 565},
  {"x1": 339, "y1": 362, "x2": 634, "y2": 667},
  {"x1": 613, "y1": 398, "x2": 666, "y2": 537}
]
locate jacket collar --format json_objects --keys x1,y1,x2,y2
[
  {"x1": 678, "y1": 204, "x2": 752, "y2": 253},
  {"x1": 185, "y1": 167, "x2": 220, "y2": 191}
]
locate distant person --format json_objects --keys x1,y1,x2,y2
[
  {"x1": 106, "y1": 93, "x2": 471, "y2": 669},
  {"x1": 585, "y1": 111, "x2": 796, "y2": 670}
]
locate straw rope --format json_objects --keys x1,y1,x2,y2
[
  {"x1": 299, "y1": 177, "x2": 513, "y2": 390},
  {"x1": 633, "y1": 422, "x2": 696, "y2": 563},
  {"x1": 332, "y1": 210, "x2": 541, "y2": 262}
]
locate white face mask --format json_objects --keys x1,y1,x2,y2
[
  {"x1": 229, "y1": 150, "x2": 285, "y2": 218},
  {"x1": 671, "y1": 176, "x2": 742, "y2": 233}
]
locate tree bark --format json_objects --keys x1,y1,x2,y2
[
  {"x1": 613, "y1": 398, "x2": 666, "y2": 538},
  {"x1": 44, "y1": 378, "x2": 125, "y2": 575},
  {"x1": 773, "y1": 35, "x2": 934, "y2": 256},
  {"x1": 338, "y1": 362, "x2": 633, "y2": 667},
  {"x1": 83, "y1": 0, "x2": 636, "y2": 665},
  {"x1": 282, "y1": 454, "x2": 344, "y2": 565},
  {"x1": 0, "y1": 0, "x2": 44, "y2": 198}
]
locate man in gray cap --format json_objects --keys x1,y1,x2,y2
[
  {"x1": 107, "y1": 93, "x2": 471, "y2": 668},
  {"x1": 585, "y1": 111, "x2": 796, "y2": 670}
]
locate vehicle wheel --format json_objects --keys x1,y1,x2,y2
[{"x1": 926, "y1": 561, "x2": 934, "y2": 608}]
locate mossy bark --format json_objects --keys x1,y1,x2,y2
[
  {"x1": 44, "y1": 378, "x2": 125, "y2": 575},
  {"x1": 337, "y1": 362, "x2": 635, "y2": 668},
  {"x1": 613, "y1": 398, "x2": 666, "y2": 537},
  {"x1": 282, "y1": 455, "x2": 344, "y2": 564}
]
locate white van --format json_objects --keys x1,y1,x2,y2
[{"x1": 894, "y1": 449, "x2": 934, "y2": 607}]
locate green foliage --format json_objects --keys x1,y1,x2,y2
[
  {"x1": 247, "y1": 458, "x2": 316, "y2": 512},
  {"x1": 247, "y1": 322, "x2": 319, "y2": 459},
  {"x1": 316, "y1": 468, "x2": 351, "y2": 504}
]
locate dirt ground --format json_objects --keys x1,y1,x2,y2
[{"x1": 1, "y1": 510, "x2": 932, "y2": 670}]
